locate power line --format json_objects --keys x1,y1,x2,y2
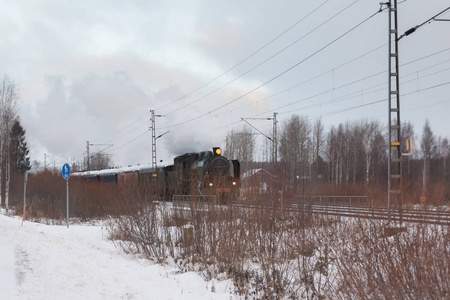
[
  {"x1": 101, "y1": 120, "x2": 149, "y2": 145},
  {"x1": 160, "y1": 7, "x2": 383, "y2": 130},
  {"x1": 307, "y1": 81, "x2": 450, "y2": 120},
  {"x1": 155, "y1": 0, "x2": 330, "y2": 112},
  {"x1": 241, "y1": 118, "x2": 273, "y2": 142},
  {"x1": 52, "y1": 2, "x2": 384, "y2": 162},
  {"x1": 55, "y1": 46, "x2": 448, "y2": 168},
  {"x1": 277, "y1": 61, "x2": 450, "y2": 115},
  {"x1": 209, "y1": 49, "x2": 449, "y2": 129},
  {"x1": 90, "y1": 111, "x2": 150, "y2": 143},
  {"x1": 208, "y1": 43, "x2": 389, "y2": 120},
  {"x1": 211, "y1": 47, "x2": 450, "y2": 122},
  {"x1": 402, "y1": 98, "x2": 450, "y2": 113},
  {"x1": 61, "y1": 47, "x2": 447, "y2": 167},
  {"x1": 67, "y1": 1, "x2": 331, "y2": 159},
  {"x1": 107, "y1": 129, "x2": 150, "y2": 153},
  {"x1": 398, "y1": 6, "x2": 450, "y2": 40},
  {"x1": 214, "y1": 70, "x2": 450, "y2": 131},
  {"x1": 163, "y1": 0, "x2": 359, "y2": 115}
]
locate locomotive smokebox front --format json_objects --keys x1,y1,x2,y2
[{"x1": 208, "y1": 156, "x2": 230, "y2": 177}]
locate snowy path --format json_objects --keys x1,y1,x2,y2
[
  {"x1": 0, "y1": 229, "x2": 17, "y2": 299},
  {"x1": 0, "y1": 213, "x2": 235, "y2": 300}
]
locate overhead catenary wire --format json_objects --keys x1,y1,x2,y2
[
  {"x1": 60, "y1": 1, "x2": 331, "y2": 161},
  {"x1": 309, "y1": 81, "x2": 450, "y2": 122},
  {"x1": 107, "y1": 129, "x2": 150, "y2": 153},
  {"x1": 155, "y1": 0, "x2": 330, "y2": 112},
  {"x1": 49, "y1": 112, "x2": 151, "y2": 166},
  {"x1": 51, "y1": 45, "x2": 449, "y2": 168},
  {"x1": 163, "y1": 0, "x2": 360, "y2": 116},
  {"x1": 101, "y1": 120, "x2": 150, "y2": 145},
  {"x1": 272, "y1": 65, "x2": 450, "y2": 118},
  {"x1": 213, "y1": 66, "x2": 450, "y2": 131},
  {"x1": 305, "y1": 81, "x2": 450, "y2": 120},
  {"x1": 160, "y1": 6, "x2": 383, "y2": 130},
  {"x1": 398, "y1": 6, "x2": 450, "y2": 40},
  {"x1": 241, "y1": 118, "x2": 273, "y2": 141},
  {"x1": 46, "y1": 1, "x2": 450, "y2": 168},
  {"x1": 51, "y1": 1, "x2": 385, "y2": 165},
  {"x1": 274, "y1": 60, "x2": 450, "y2": 115},
  {"x1": 211, "y1": 47, "x2": 450, "y2": 124},
  {"x1": 90, "y1": 111, "x2": 151, "y2": 143},
  {"x1": 64, "y1": 50, "x2": 448, "y2": 168},
  {"x1": 209, "y1": 43, "x2": 390, "y2": 119}
]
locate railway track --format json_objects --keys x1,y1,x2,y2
[
  {"x1": 232, "y1": 200, "x2": 450, "y2": 226},
  {"x1": 292, "y1": 204, "x2": 450, "y2": 225},
  {"x1": 170, "y1": 195, "x2": 450, "y2": 225}
]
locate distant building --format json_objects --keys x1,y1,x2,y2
[{"x1": 241, "y1": 168, "x2": 275, "y2": 193}]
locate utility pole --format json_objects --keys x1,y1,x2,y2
[
  {"x1": 150, "y1": 110, "x2": 168, "y2": 170},
  {"x1": 386, "y1": 0, "x2": 402, "y2": 225},
  {"x1": 149, "y1": 110, "x2": 158, "y2": 200},
  {"x1": 383, "y1": 2, "x2": 450, "y2": 227},
  {"x1": 86, "y1": 141, "x2": 90, "y2": 172},
  {"x1": 272, "y1": 112, "x2": 278, "y2": 164},
  {"x1": 150, "y1": 110, "x2": 156, "y2": 170}
]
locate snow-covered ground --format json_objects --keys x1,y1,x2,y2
[{"x1": 0, "y1": 211, "x2": 236, "y2": 300}]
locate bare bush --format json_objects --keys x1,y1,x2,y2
[
  {"x1": 334, "y1": 220, "x2": 449, "y2": 299},
  {"x1": 19, "y1": 170, "x2": 115, "y2": 221},
  {"x1": 107, "y1": 183, "x2": 173, "y2": 262},
  {"x1": 107, "y1": 183, "x2": 449, "y2": 299}
]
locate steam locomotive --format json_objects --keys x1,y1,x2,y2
[{"x1": 75, "y1": 147, "x2": 240, "y2": 202}]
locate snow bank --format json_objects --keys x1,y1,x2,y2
[{"x1": 0, "y1": 212, "x2": 235, "y2": 300}]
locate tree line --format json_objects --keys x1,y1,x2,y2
[{"x1": 225, "y1": 114, "x2": 449, "y2": 205}]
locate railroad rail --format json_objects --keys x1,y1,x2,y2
[
  {"x1": 168, "y1": 194, "x2": 450, "y2": 225},
  {"x1": 294, "y1": 195, "x2": 371, "y2": 206},
  {"x1": 232, "y1": 197, "x2": 450, "y2": 226},
  {"x1": 290, "y1": 204, "x2": 450, "y2": 226}
]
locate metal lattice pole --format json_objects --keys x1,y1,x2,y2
[
  {"x1": 387, "y1": 0, "x2": 402, "y2": 224},
  {"x1": 150, "y1": 110, "x2": 157, "y2": 170},
  {"x1": 86, "y1": 142, "x2": 90, "y2": 173},
  {"x1": 272, "y1": 112, "x2": 278, "y2": 164}
]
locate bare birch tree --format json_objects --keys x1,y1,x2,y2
[
  {"x1": 0, "y1": 76, "x2": 18, "y2": 208},
  {"x1": 312, "y1": 118, "x2": 325, "y2": 162},
  {"x1": 420, "y1": 119, "x2": 436, "y2": 199},
  {"x1": 279, "y1": 114, "x2": 311, "y2": 189},
  {"x1": 361, "y1": 120, "x2": 383, "y2": 187},
  {"x1": 325, "y1": 126, "x2": 338, "y2": 186},
  {"x1": 440, "y1": 137, "x2": 449, "y2": 183},
  {"x1": 224, "y1": 125, "x2": 255, "y2": 172},
  {"x1": 85, "y1": 153, "x2": 113, "y2": 170}
]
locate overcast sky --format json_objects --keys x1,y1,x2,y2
[{"x1": 1, "y1": 0, "x2": 449, "y2": 169}]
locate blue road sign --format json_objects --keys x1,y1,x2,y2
[{"x1": 62, "y1": 163, "x2": 71, "y2": 180}]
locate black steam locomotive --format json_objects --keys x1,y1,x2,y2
[
  {"x1": 164, "y1": 147, "x2": 240, "y2": 201},
  {"x1": 75, "y1": 147, "x2": 240, "y2": 202}
]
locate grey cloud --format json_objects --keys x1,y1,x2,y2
[{"x1": 4, "y1": 0, "x2": 450, "y2": 167}]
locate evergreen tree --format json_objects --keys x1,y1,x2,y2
[{"x1": 10, "y1": 119, "x2": 31, "y2": 174}]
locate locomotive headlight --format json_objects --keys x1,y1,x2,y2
[
  {"x1": 213, "y1": 147, "x2": 222, "y2": 156},
  {"x1": 209, "y1": 182, "x2": 213, "y2": 187},
  {"x1": 232, "y1": 181, "x2": 236, "y2": 186}
]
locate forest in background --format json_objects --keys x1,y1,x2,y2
[{"x1": 225, "y1": 115, "x2": 449, "y2": 206}]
